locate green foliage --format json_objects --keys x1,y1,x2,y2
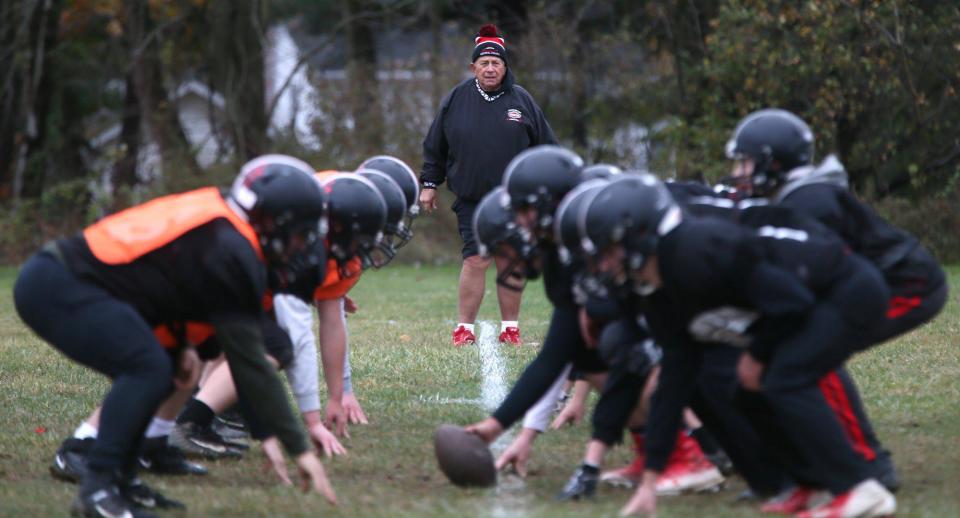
[
  {"x1": 658, "y1": 0, "x2": 960, "y2": 195},
  {"x1": 4, "y1": 1, "x2": 960, "y2": 261}
]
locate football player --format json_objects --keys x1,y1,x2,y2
[
  {"x1": 15, "y1": 155, "x2": 337, "y2": 516},
  {"x1": 579, "y1": 174, "x2": 897, "y2": 517}
]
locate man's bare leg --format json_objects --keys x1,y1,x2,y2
[
  {"x1": 494, "y1": 255, "x2": 521, "y2": 322},
  {"x1": 458, "y1": 255, "x2": 492, "y2": 325}
]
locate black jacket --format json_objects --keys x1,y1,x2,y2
[
  {"x1": 420, "y1": 76, "x2": 557, "y2": 201},
  {"x1": 775, "y1": 155, "x2": 942, "y2": 286}
]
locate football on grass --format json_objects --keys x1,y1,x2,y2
[{"x1": 433, "y1": 424, "x2": 497, "y2": 487}]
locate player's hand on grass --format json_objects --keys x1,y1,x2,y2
[
  {"x1": 325, "y1": 398, "x2": 349, "y2": 438},
  {"x1": 308, "y1": 421, "x2": 347, "y2": 457},
  {"x1": 465, "y1": 417, "x2": 503, "y2": 444},
  {"x1": 495, "y1": 427, "x2": 537, "y2": 477},
  {"x1": 261, "y1": 436, "x2": 292, "y2": 485},
  {"x1": 621, "y1": 474, "x2": 658, "y2": 516},
  {"x1": 343, "y1": 295, "x2": 358, "y2": 314},
  {"x1": 295, "y1": 451, "x2": 338, "y2": 505},
  {"x1": 342, "y1": 392, "x2": 369, "y2": 425},
  {"x1": 737, "y1": 352, "x2": 765, "y2": 391},
  {"x1": 551, "y1": 399, "x2": 585, "y2": 429}
]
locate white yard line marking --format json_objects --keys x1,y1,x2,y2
[{"x1": 476, "y1": 320, "x2": 530, "y2": 517}]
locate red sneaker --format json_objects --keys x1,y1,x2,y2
[
  {"x1": 498, "y1": 326, "x2": 521, "y2": 346},
  {"x1": 761, "y1": 487, "x2": 829, "y2": 514},
  {"x1": 655, "y1": 432, "x2": 725, "y2": 496},
  {"x1": 797, "y1": 480, "x2": 896, "y2": 518},
  {"x1": 601, "y1": 432, "x2": 645, "y2": 488},
  {"x1": 452, "y1": 325, "x2": 476, "y2": 347}
]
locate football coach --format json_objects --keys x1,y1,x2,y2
[{"x1": 418, "y1": 23, "x2": 557, "y2": 347}]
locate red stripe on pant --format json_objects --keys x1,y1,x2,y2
[
  {"x1": 886, "y1": 295, "x2": 921, "y2": 319},
  {"x1": 818, "y1": 372, "x2": 877, "y2": 461}
]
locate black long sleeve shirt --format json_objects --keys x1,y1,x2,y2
[{"x1": 420, "y1": 77, "x2": 557, "y2": 201}]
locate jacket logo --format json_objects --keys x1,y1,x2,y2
[{"x1": 506, "y1": 109, "x2": 523, "y2": 123}]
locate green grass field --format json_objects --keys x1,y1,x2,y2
[{"x1": 1, "y1": 264, "x2": 959, "y2": 517}]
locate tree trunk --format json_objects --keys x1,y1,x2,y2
[
  {"x1": 428, "y1": 0, "x2": 444, "y2": 109},
  {"x1": 13, "y1": 0, "x2": 60, "y2": 201},
  {"x1": 209, "y1": 0, "x2": 268, "y2": 161},
  {"x1": 344, "y1": 0, "x2": 383, "y2": 154}
]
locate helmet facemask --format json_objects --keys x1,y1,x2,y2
[
  {"x1": 230, "y1": 154, "x2": 328, "y2": 293},
  {"x1": 490, "y1": 228, "x2": 540, "y2": 292},
  {"x1": 474, "y1": 187, "x2": 541, "y2": 292},
  {"x1": 261, "y1": 215, "x2": 328, "y2": 292}
]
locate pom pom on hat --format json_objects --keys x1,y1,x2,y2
[
  {"x1": 478, "y1": 24, "x2": 500, "y2": 38},
  {"x1": 472, "y1": 23, "x2": 506, "y2": 63}
]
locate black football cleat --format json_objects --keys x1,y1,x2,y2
[
  {"x1": 71, "y1": 471, "x2": 143, "y2": 518},
  {"x1": 52, "y1": 437, "x2": 94, "y2": 483},
  {"x1": 557, "y1": 466, "x2": 599, "y2": 501},
  {"x1": 211, "y1": 419, "x2": 250, "y2": 450},
  {"x1": 215, "y1": 408, "x2": 247, "y2": 431},
  {"x1": 120, "y1": 477, "x2": 186, "y2": 511},
  {"x1": 138, "y1": 437, "x2": 207, "y2": 476},
  {"x1": 168, "y1": 422, "x2": 243, "y2": 460}
]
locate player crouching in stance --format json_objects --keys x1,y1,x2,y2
[
  {"x1": 173, "y1": 171, "x2": 392, "y2": 460},
  {"x1": 15, "y1": 155, "x2": 337, "y2": 517},
  {"x1": 579, "y1": 174, "x2": 896, "y2": 517}
]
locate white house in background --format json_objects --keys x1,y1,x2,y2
[
  {"x1": 85, "y1": 24, "x2": 310, "y2": 183},
  {"x1": 84, "y1": 79, "x2": 232, "y2": 187},
  {"x1": 172, "y1": 81, "x2": 231, "y2": 168}
]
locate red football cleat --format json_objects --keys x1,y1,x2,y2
[
  {"x1": 601, "y1": 432, "x2": 645, "y2": 488},
  {"x1": 655, "y1": 432, "x2": 725, "y2": 496},
  {"x1": 761, "y1": 486, "x2": 829, "y2": 514},
  {"x1": 499, "y1": 326, "x2": 521, "y2": 346},
  {"x1": 452, "y1": 325, "x2": 476, "y2": 347},
  {"x1": 796, "y1": 479, "x2": 896, "y2": 518}
]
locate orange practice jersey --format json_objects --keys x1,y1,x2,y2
[{"x1": 84, "y1": 187, "x2": 262, "y2": 264}]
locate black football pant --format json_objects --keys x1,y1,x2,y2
[
  {"x1": 872, "y1": 271, "x2": 948, "y2": 344},
  {"x1": 592, "y1": 320, "x2": 788, "y2": 496},
  {"x1": 818, "y1": 254, "x2": 947, "y2": 484},
  {"x1": 689, "y1": 346, "x2": 789, "y2": 496},
  {"x1": 591, "y1": 318, "x2": 658, "y2": 446},
  {"x1": 14, "y1": 252, "x2": 174, "y2": 475},
  {"x1": 740, "y1": 257, "x2": 889, "y2": 494}
]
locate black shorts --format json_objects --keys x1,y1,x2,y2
[
  {"x1": 452, "y1": 198, "x2": 480, "y2": 259},
  {"x1": 262, "y1": 317, "x2": 294, "y2": 369},
  {"x1": 194, "y1": 318, "x2": 293, "y2": 369}
]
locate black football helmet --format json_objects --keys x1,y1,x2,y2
[
  {"x1": 319, "y1": 173, "x2": 387, "y2": 273},
  {"x1": 357, "y1": 155, "x2": 418, "y2": 247},
  {"x1": 553, "y1": 179, "x2": 609, "y2": 266},
  {"x1": 229, "y1": 154, "x2": 328, "y2": 292},
  {"x1": 725, "y1": 109, "x2": 814, "y2": 197},
  {"x1": 502, "y1": 145, "x2": 584, "y2": 234},
  {"x1": 356, "y1": 168, "x2": 408, "y2": 268},
  {"x1": 580, "y1": 163, "x2": 622, "y2": 182},
  {"x1": 579, "y1": 174, "x2": 680, "y2": 295},
  {"x1": 472, "y1": 186, "x2": 538, "y2": 291}
]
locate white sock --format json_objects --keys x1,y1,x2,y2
[
  {"x1": 144, "y1": 417, "x2": 175, "y2": 439},
  {"x1": 73, "y1": 422, "x2": 98, "y2": 440},
  {"x1": 456, "y1": 323, "x2": 475, "y2": 334},
  {"x1": 501, "y1": 321, "x2": 518, "y2": 332}
]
